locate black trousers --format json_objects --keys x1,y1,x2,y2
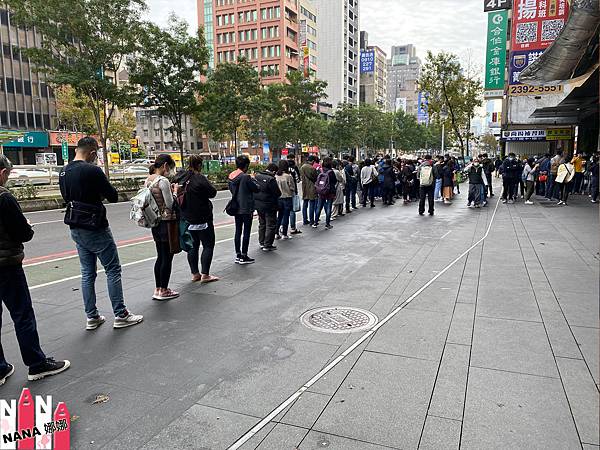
[
  {"x1": 419, "y1": 185, "x2": 435, "y2": 214},
  {"x1": 485, "y1": 172, "x2": 493, "y2": 195},
  {"x1": 0, "y1": 265, "x2": 46, "y2": 371},
  {"x1": 361, "y1": 183, "x2": 375, "y2": 206},
  {"x1": 258, "y1": 210, "x2": 278, "y2": 247},
  {"x1": 187, "y1": 224, "x2": 216, "y2": 275},
  {"x1": 502, "y1": 178, "x2": 517, "y2": 200},
  {"x1": 234, "y1": 214, "x2": 253, "y2": 256}
]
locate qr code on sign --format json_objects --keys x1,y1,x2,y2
[
  {"x1": 541, "y1": 19, "x2": 565, "y2": 41},
  {"x1": 516, "y1": 22, "x2": 538, "y2": 44}
]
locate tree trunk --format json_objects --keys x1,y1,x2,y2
[{"x1": 441, "y1": 81, "x2": 465, "y2": 157}]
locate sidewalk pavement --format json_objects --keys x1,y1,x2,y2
[{"x1": 1, "y1": 189, "x2": 598, "y2": 449}]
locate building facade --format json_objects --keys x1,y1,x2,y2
[
  {"x1": 197, "y1": 0, "x2": 301, "y2": 84},
  {"x1": 0, "y1": 8, "x2": 58, "y2": 164},
  {"x1": 299, "y1": 0, "x2": 317, "y2": 77},
  {"x1": 359, "y1": 32, "x2": 387, "y2": 109},
  {"x1": 386, "y1": 44, "x2": 421, "y2": 116},
  {"x1": 313, "y1": 0, "x2": 359, "y2": 107}
]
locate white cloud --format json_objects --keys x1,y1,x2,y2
[{"x1": 145, "y1": 0, "x2": 486, "y2": 70}]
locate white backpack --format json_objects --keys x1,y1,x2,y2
[
  {"x1": 130, "y1": 179, "x2": 161, "y2": 228},
  {"x1": 419, "y1": 165, "x2": 434, "y2": 186}
]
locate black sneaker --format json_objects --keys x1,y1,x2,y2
[
  {"x1": 238, "y1": 255, "x2": 255, "y2": 265},
  {"x1": 0, "y1": 364, "x2": 14, "y2": 386},
  {"x1": 325, "y1": 224, "x2": 333, "y2": 230},
  {"x1": 290, "y1": 229, "x2": 302, "y2": 235},
  {"x1": 28, "y1": 358, "x2": 71, "y2": 381}
]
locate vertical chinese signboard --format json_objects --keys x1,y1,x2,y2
[
  {"x1": 509, "y1": 0, "x2": 569, "y2": 95},
  {"x1": 485, "y1": 9, "x2": 508, "y2": 96}
]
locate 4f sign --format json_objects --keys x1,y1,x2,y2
[{"x1": 484, "y1": 0, "x2": 512, "y2": 11}]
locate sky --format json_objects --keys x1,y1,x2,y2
[{"x1": 144, "y1": 0, "x2": 487, "y2": 70}]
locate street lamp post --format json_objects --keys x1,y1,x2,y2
[{"x1": 440, "y1": 106, "x2": 448, "y2": 155}]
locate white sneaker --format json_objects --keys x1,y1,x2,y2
[
  {"x1": 282, "y1": 235, "x2": 292, "y2": 240},
  {"x1": 525, "y1": 200, "x2": 534, "y2": 205},
  {"x1": 113, "y1": 311, "x2": 144, "y2": 329},
  {"x1": 86, "y1": 315, "x2": 106, "y2": 330}
]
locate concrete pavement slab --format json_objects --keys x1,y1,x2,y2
[
  {"x1": 312, "y1": 351, "x2": 437, "y2": 449},
  {"x1": 446, "y1": 302, "x2": 475, "y2": 346},
  {"x1": 428, "y1": 343, "x2": 470, "y2": 421},
  {"x1": 276, "y1": 391, "x2": 332, "y2": 429},
  {"x1": 252, "y1": 423, "x2": 308, "y2": 449},
  {"x1": 555, "y1": 356, "x2": 600, "y2": 445},
  {"x1": 299, "y1": 430, "x2": 396, "y2": 449},
  {"x1": 418, "y1": 415, "x2": 461, "y2": 450},
  {"x1": 462, "y1": 366, "x2": 581, "y2": 450},
  {"x1": 571, "y1": 325, "x2": 600, "y2": 384},
  {"x1": 471, "y1": 316, "x2": 558, "y2": 378}
]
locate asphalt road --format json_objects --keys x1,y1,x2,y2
[{"x1": 23, "y1": 189, "x2": 234, "y2": 262}]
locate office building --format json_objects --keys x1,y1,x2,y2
[
  {"x1": 313, "y1": 0, "x2": 359, "y2": 107},
  {"x1": 387, "y1": 44, "x2": 421, "y2": 116},
  {"x1": 197, "y1": 0, "x2": 301, "y2": 84},
  {"x1": 299, "y1": 0, "x2": 317, "y2": 77},
  {"x1": 359, "y1": 32, "x2": 387, "y2": 109}
]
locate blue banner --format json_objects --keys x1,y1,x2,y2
[
  {"x1": 360, "y1": 51, "x2": 375, "y2": 73},
  {"x1": 417, "y1": 92, "x2": 429, "y2": 125}
]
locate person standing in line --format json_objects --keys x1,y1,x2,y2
[
  {"x1": 546, "y1": 150, "x2": 564, "y2": 200},
  {"x1": 59, "y1": 137, "x2": 143, "y2": 330},
  {"x1": 522, "y1": 158, "x2": 538, "y2": 205},
  {"x1": 344, "y1": 156, "x2": 359, "y2": 212},
  {"x1": 571, "y1": 153, "x2": 585, "y2": 194},
  {"x1": 589, "y1": 155, "x2": 599, "y2": 203},
  {"x1": 441, "y1": 159, "x2": 455, "y2": 204},
  {"x1": 433, "y1": 156, "x2": 444, "y2": 201},
  {"x1": 315, "y1": 157, "x2": 337, "y2": 229},
  {"x1": 286, "y1": 154, "x2": 302, "y2": 235},
  {"x1": 555, "y1": 158, "x2": 576, "y2": 206},
  {"x1": 360, "y1": 158, "x2": 377, "y2": 208},
  {"x1": 481, "y1": 153, "x2": 495, "y2": 197},
  {"x1": 229, "y1": 155, "x2": 261, "y2": 265},
  {"x1": 275, "y1": 159, "x2": 296, "y2": 240},
  {"x1": 501, "y1": 153, "x2": 521, "y2": 204},
  {"x1": 177, "y1": 155, "x2": 219, "y2": 283},
  {"x1": 381, "y1": 157, "x2": 396, "y2": 206},
  {"x1": 417, "y1": 155, "x2": 435, "y2": 216},
  {"x1": 332, "y1": 160, "x2": 346, "y2": 217},
  {"x1": 254, "y1": 163, "x2": 281, "y2": 251},
  {"x1": 464, "y1": 158, "x2": 485, "y2": 208},
  {"x1": 146, "y1": 154, "x2": 180, "y2": 301},
  {"x1": 494, "y1": 156, "x2": 502, "y2": 178},
  {"x1": 0, "y1": 155, "x2": 70, "y2": 384},
  {"x1": 537, "y1": 153, "x2": 551, "y2": 197},
  {"x1": 300, "y1": 155, "x2": 318, "y2": 226}
]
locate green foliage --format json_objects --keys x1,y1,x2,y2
[
  {"x1": 195, "y1": 60, "x2": 262, "y2": 149},
  {"x1": 8, "y1": 183, "x2": 38, "y2": 201},
  {"x1": 54, "y1": 85, "x2": 97, "y2": 133},
  {"x1": 480, "y1": 133, "x2": 498, "y2": 154},
  {"x1": 111, "y1": 178, "x2": 143, "y2": 192},
  {"x1": 418, "y1": 51, "x2": 483, "y2": 156},
  {"x1": 8, "y1": 0, "x2": 146, "y2": 176},
  {"x1": 128, "y1": 14, "x2": 209, "y2": 163},
  {"x1": 326, "y1": 104, "x2": 360, "y2": 153}
]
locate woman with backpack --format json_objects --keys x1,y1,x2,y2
[
  {"x1": 146, "y1": 154, "x2": 179, "y2": 301},
  {"x1": 333, "y1": 160, "x2": 346, "y2": 217},
  {"x1": 401, "y1": 160, "x2": 414, "y2": 205},
  {"x1": 360, "y1": 158, "x2": 377, "y2": 208},
  {"x1": 176, "y1": 155, "x2": 219, "y2": 284},
  {"x1": 275, "y1": 159, "x2": 296, "y2": 240},
  {"x1": 314, "y1": 157, "x2": 337, "y2": 229},
  {"x1": 442, "y1": 160, "x2": 455, "y2": 205}
]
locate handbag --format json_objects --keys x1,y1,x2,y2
[
  {"x1": 64, "y1": 201, "x2": 106, "y2": 230},
  {"x1": 539, "y1": 173, "x2": 548, "y2": 183},
  {"x1": 179, "y1": 220, "x2": 194, "y2": 253},
  {"x1": 224, "y1": 179, "x2": 241, "y2": 216},
  {"x1": 292, "y1": 194, "x2": 301, "y2": 212},
  {"x1": 167, "y1": 220, "x2": 181, "y2": 254}
]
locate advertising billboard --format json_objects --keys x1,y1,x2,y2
[
  {"x1": 360, "y1": 50, "x2": 375, "y2": 74},
  {"x1": 417, "y1": 92, "x2": 429, "y2": 125},
  {"x1": 484, "y1": 9, "x2": 508, "y2": 92},
  {"x1": 511, "y1": 0, "x2": 569, "y2": 52}
]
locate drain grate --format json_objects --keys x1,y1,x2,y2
[{"x1": 300, "y1": 307, "x2": 378, "y2": 333}]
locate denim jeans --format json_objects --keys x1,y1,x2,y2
[
  {"x1": 277, "y1": 197, "x2": 293, "y2": 235},
  {"x1": 345, "y1": 182, "x2": 357, "y2": 209},
  {"x1": 71, "y1": 227, "x2": 127, "y2": 319},
  {"x1": 546, "y1": 173, "x2": 556, "y2": 199},
  {"x1": 302, "y1": 199, "x2": 318, "y2": 225},
  {"x1": 316, "y1": 197, "x2": 333, "y2": 226},
  {"x1": 0, "y1": 265, "x2": 46, "y2": 370},
  {"x1": 434, "y1": 178, "x2": 442, "y2": 200}
]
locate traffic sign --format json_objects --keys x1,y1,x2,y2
[{"x1": 61, "y1": 141, "x2": 69, "y2": 162}]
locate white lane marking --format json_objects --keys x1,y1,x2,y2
[
  {"x1": 30, "y1": 219, "x2": 65, "y2": 226},
  {"x1": 227, "y1": 199, "x2": 502, "y2": 450},
  {"x1": 441, "y1": 230, "x2": 452, "y2": 239}
]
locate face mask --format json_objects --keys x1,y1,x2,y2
[{"x1": 474, "y1": 163, "x2": 480, "y2": 167}]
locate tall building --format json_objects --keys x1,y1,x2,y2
[
  {"x1": 313, "y1": 0, "x2": 359, "y2": 107},
  {"x1": 387, "y1": 44, "x2": 421, "y2": 116},
  {"x1": 359, "y1": 32, "x2": 387, "y2": 109},
  {"x1": 0, "y1": 8, "x2": 58, "y2": 163},
  {"x1": 299, "y1": 0, "x2": 317, "y2": 78},
  {"x1": 197, "y1": 0, "x2": 301, "y2": 84}
]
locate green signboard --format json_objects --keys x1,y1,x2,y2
[
  {"x1": 484, "y1": 10, "x2": 508, "y2": 92},
  {"x1": 61, "y1": 141, "x2": 69, "y2": 161},
  {"x1": 3, "y1": 131, "x2": 49, "y2": 148}
]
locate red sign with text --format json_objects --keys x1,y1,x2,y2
[{"x1": 511, "y1": 0, "x2": 569, "y2": 51}]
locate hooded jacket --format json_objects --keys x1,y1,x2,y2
[
  {"x1": 228, "y1": 169, "x2": 260, "y2": 215},
  {"x1": 176, "y1": 170, "x2": 217, "y2": 225},
  {"x1": 254, "y1": 170, "x2": 281, "y2": 212}
]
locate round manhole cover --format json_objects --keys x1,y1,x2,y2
[{"x1": 300, "y1": 307, "x2": 378, "y2": 333}]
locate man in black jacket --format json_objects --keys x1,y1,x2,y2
[
  {"x1": 0, "y1": 154, "x2": 70, "y2": 385},
  {"x1": 60, "y1": 137, "x2": 143, "y2": 330},
  {"x1": 254, "y1": 163, "x2": 281, "y2": 251},
  {"x1": 501, "y1": 153, "x2": 521, "y2": 203}
]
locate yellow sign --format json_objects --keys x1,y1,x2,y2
[
  {"x1": 546, "y1": 128, "x2": 572, "y2": 140},
  {"x1": 131, "y1": 147, "x2": 139, "y2": 154},
  {"x1": 508, "y1": 84, "x2": 563, "y2": 96},
  {"x1": 170, "y1": 152, "x2": 182, "y2": 168},
  {"x1": 129, "y1": 139, "x2": 138, "y2": 147},
  {"x1": 303, "y1": 47, "x2": 309, "y2": 57},
  {"x1": 109, "y1": 153, "x2": 121, "y2": 164}
]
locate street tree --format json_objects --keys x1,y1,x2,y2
[
  {"x1": 418, "y1": 51, "x2": 483, "y2": 156},
  {"x1": 8, "y1": 0, "x2": 145, "y2": 176},
  {"x1": 107, "y1": 110, "x2": 136, "y2": 158},
  {"x1": 128, "y1": 14, "x2": 209, "y2": 164},
  {"x1": 480, "y1": 132, "x2": 498, "y2": 155},
  {"x1": 392, "y1": 110, "x2": 423, "y2": 153},
  {"x1": 357, "y1": 105, "x2": 390, "y2": 153},
  {"x1": 195, "y1": 60, "x2": 262, "y2": 155},
  {"x1": 54, "y1": 85, "x2": 97, "y2": 134},
  {"x1": 326, "y1": 104, "x2": 360, "y2": 156}
]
